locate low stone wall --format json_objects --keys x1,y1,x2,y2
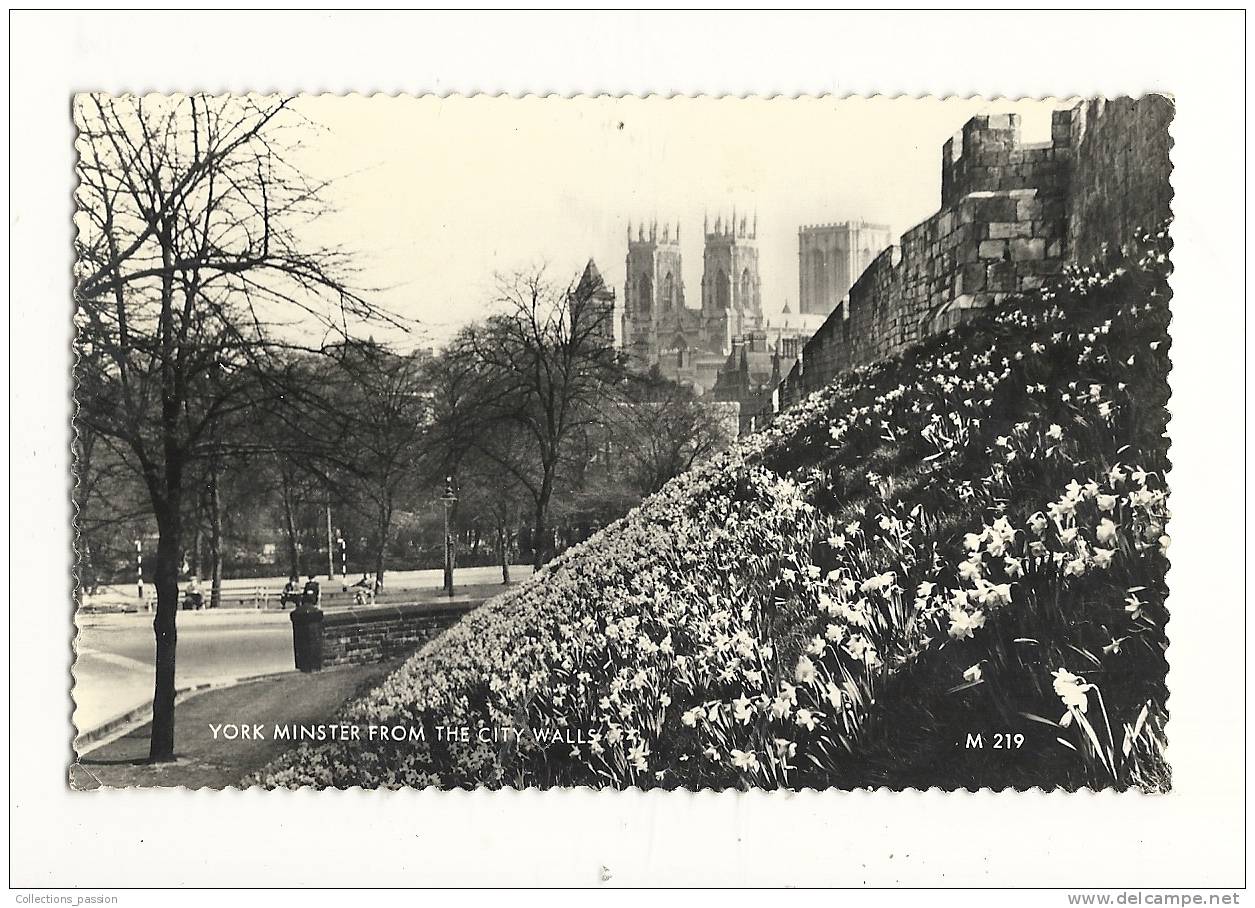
[{"x1": 321, "y1": 602, "x2": 475, "y2": 667}]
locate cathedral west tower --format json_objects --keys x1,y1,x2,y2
[{"x1": 700, "y1": 210, "x2": 763, "y2": 353}]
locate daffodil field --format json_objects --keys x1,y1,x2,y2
[{"x1": 256, "y1": 226, "x2": 1172, "y2": 791}]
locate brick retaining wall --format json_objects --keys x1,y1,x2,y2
[{"x1": 321, "y1": 602, "x2": 475, "y2": 667}]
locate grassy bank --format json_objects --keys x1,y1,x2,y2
[{"x1": 253, "y1": 226, "x2": 1172, "y2": 791}]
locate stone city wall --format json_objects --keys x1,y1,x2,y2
[
  {"x1": 1067, "y1": 96, "x2": 1174, "y2": 264},
  {"x1": 778, "y1": 96, "x2": 1172, "y2": 410}
]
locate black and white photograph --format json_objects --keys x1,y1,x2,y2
[
  {"x1": 70, "y1": 92, "x2": 1175, "y2": 793},
  {"x1": 6, "y1": 8, "x2": 1247, "y2": 896}
]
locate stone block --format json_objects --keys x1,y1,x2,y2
[
  {"x1": 987, "y1": 261, "x2": 1017, "y2": 292},
  {"x1": 1016, "y1": 196, "x2": 1043, "y2": 220},
  {"x1": 978, "y1": 239, "x2": 1008, "y2": 260},
  {"x1": 989, "y1": 221, "x2": 1033, "y2": 240},
  {"x1": 974, "y1": 196, "x2": 1018, "y2": 221},
  {"x1": 957, "y1": 263, "x2": 986, "y2": 294},
  {"x1": 1010, "y1": 238, "x2": 1046, "y2": 262}
]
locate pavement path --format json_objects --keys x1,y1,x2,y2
[
  {"x1": 70, "y1": 661, "x2": 401, "y2": 789},
  {"x1": 86, "y1": 563, "x2": 534, "y2": 609}
]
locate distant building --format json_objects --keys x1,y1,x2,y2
[
  {"x1": 616, "y1": 214, "x2": 818, "y2": 434},
  {"x1": 573, "y1": 258, "x2": 618, "y2": 349},
  {"x1": 797, "y1": 221, "x2": 893, "y2": 316},
  {"x1": 621, "y1": 213, "x2": 767, "y2": 379}
]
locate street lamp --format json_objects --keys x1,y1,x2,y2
[{"x1": 440, "y1": 476, "x2": 458, "y2": 597}]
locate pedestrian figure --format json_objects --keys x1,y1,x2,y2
[
  {"x1": 351, "y1": 573, "x2": 374, "y2": 606},
  {"x1": 281, "y1": 575, "x2": 300, "y2": 609},
  {"x1": 182, "y1": 575, "x2": 204, "y2": 611},
  {"x1": 301, "y1": 574, "x2": 321, "y2": 608}
]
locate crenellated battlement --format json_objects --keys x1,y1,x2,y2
[
  {"x1": 799, "y1": 220, "x2": 892, "y2": 234},
  {"x1": 777, "y1": 97, "x2": 1173, "y2": 416},
  {"x1": 941, "y1": 109, "x2": 1075, "y2": 207}
]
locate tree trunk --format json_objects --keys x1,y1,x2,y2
[
  {"x1": 532, "y1": 468, "x2": 555, "y2": 570},
  {"x1": 280, "y1": 467, "x2": 301, "y2": 579},
  {"x1": 498, "y1": 526, "x2": 510, "y2": 584},
  {"x1": 374, "y1": 503, "x2": 390, "y2": 591},
  {"x1": 188, "y1": 505, "x2": 202, "y2": 581},
  {"x1": 208, "y1": 465, "x2": 223, "y2": 609},
  {"x1": 150, "y1": 222, "x2": 182, "y2": 763},
  {"x1": 149, "y1": 501, "x2": 182, "y2": 762}
]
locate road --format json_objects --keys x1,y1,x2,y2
[
  {"x1": 74, "y1": 610, "x2": 295, "y2": 735},
  {"x1": 74, "y1": 564, "x2": 533, "y2": 734}
]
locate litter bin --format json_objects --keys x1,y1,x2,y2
[{"x1": 290, "y1": 603, "x2": 325, "y2": 672}]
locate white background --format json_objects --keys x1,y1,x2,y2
[{"x1": 6, "y1": 9, "x2": 1247, "y2": 891}]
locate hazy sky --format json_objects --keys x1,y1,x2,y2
[{"x1": 291, "y1": 96, "x2": 1070, "y2": 347}]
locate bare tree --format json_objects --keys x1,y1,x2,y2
[
  {"x1": 613, "y1": 366, "x2": 733, "y2": 496},
  {"x1": 73, "y1": 94, "x2": 391, "y2": 761},
  {"x1": 326, "y1": 342, "x2": 434, "y2": 589},
  {"x1": 455, "y1": 267, "x2": 622, "y2": 569}
]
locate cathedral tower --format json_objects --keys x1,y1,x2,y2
[
  {"x1": 797, "y1": 221, "x2": 893, "y2": 316},
  {"x1": 622, "y1": 220, "x2": 683, "y2": 364},
  {"x1": 700, "y1": 210, "x2": 763, "y2": 354}
]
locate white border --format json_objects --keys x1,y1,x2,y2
[{"x1": 7, "y1": 9, "x2": 1246, "y2": 889}]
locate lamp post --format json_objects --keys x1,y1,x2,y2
[
  {"x1": 440, "y1": 476, "x2": 457, "y2": 597},
  {"x1": 326, "y1": 504, "x2": 335, "y2": 581}
]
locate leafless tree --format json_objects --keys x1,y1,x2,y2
[
  {"x1": 613, "y1": 366, "x2": 734, "y2": 496},
  {"x1": 73, "y1": 94, "x2": 394, "y2": 761},
  {"x1": 454, "y1": 268, "x2": 621, "y2": 569},
  {"x1": 324, "y1": 342, "x2": 435, "y2": 589}
]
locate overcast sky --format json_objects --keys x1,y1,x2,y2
[{"x1": 291, "y1": 95, "x2": 1070, "y2": 348}]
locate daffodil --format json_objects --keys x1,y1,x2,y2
[
  {"x1": 1091, "y1": 547, "x2": 1115, "y2": 569},
  {"x1": 947, "y1": 608, "x2": 986, "y2": 641},
  {"x1": 1051, "y1": 668, "x2": 1093, "y2": 715},
  {"x1": 1097, "y1": 518, "x2": 1119, "y2": 546}
]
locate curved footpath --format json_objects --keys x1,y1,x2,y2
[{"x1": 70, "y1": 660, "x2": 400, "y2": 789}]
